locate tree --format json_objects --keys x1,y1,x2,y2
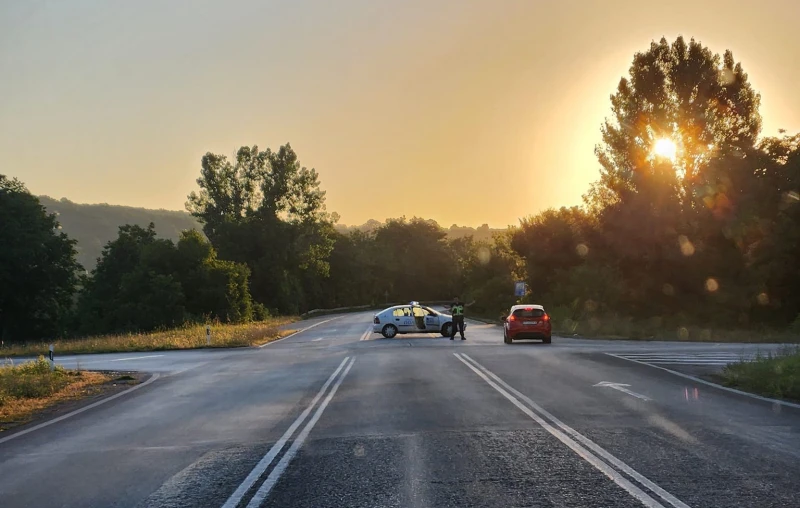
[
  {"x1": 187, "y1": 143, "x2": 335, "y2": 314},
  {"x1": 77, "y1": 225, "x2": 253, "y2": 334},
  {"x1": 0, "y1": 175, "x2": 82, "y2": 341},
  {"x1": 578, "y1": 36, "x2": 767, "y2": 323},
  {"x1": 594, "y1": 36, "x2": 762, "y2": 209}
]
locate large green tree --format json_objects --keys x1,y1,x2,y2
[
  {"x1": 187, "y1": 144, "x2": 335, "y2": 313},
  {"x1": 594, "y1": 36, "x2": 762, "y2": 207},
  {"x1": 0, "y1": 176, "x2": 82, "y2": 342},
  {"x1": 77, "y1": 224, "x2": 252, "y2": 334}
]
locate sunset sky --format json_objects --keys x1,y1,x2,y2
[{"x1": 2, "y1": 0, "x2": 799, "y2": 228}]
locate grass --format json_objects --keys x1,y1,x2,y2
[
  {"x1": 718, "y1": 346, "x2": 800, "y2": 402},
  {"x1": 0, "y1": 356, "x2": 110, "y2": 429},
  {"x1": 0, "y1": 317, "x2": 298, "y2": 358}
]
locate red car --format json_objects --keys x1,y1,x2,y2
[{"x1": 502, "y1": 304, "x2": 552, "y2": 344}]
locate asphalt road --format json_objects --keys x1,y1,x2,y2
[{"x1": 1, "y1": 313, "x2": 798, "y2": 507}]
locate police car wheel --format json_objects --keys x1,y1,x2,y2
[
  {"x1": 382, "y1": 324, "x2": 398, "y2": 338},
  {"x1": 441, "y1": 323, "x2": 453, "y2": 337}
]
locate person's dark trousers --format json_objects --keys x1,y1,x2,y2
[{"x1": 450, "y1": 316, "x2": 465, "y2": 340}]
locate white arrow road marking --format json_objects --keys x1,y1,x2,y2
[{"x1": 594, "y1": 381, "x2": 651, "y2": 401}]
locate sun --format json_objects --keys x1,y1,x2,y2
[{"x1": 653, "y1": 138, "x2": 677, "y2": 162}]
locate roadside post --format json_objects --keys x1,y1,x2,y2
[
  {"x1": 206, "y1": 325, "x2": 211, "y2": 346},
  {"x1": 48, "y1": 344, "x2": 55, "y2": 371}
]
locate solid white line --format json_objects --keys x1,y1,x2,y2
[
  {"x1": 644, "y1": 361, "x2": 733, "y2": 366},
  {"x1": 359, "y1": 326, "x2": 372, "y2": 341},
  {"x1": 0, "y1": 373, "x2": 161, "y2": 446},
  {"x1": 258, "y1": 317, "x2": 343, "y2": 348},
  {"x1": 109, "y1": 354, "x2": 165, "y2": 362},
  {"x1": 221, "y1": 357, "x2": 350, "y2": 508},
  {"x1": 452, "y1": 353, "x2": 669, "y2": 508},
  {"x1": 247, "y1": 357, "x2": 356, "y2": 507},
  {"x1": 608, "y1": 353, "x2": 800, "y2": 410},
  {"x1": 459, "y1": 353, "x2": 691, "y2": 508},
  {"x1": 616, "y1": 356, "x2": 745, "y2": 361},
  {"x1": 617, "y1": 354, "x2": 744, "y2": 359}
]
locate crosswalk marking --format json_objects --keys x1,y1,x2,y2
[{"x1": 610, "y1": 351, "x2": 759, "y2": 366}]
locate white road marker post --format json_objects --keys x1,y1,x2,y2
[
  {"x1": 48, "y1": 344, "x2": 55, "y2": 371},
  {"x1": 206, "y1": 325, "x2": 211, "y2": 346}
]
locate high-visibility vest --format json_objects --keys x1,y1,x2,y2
[{"x1": 452, "y1": 304, "x2": 464, "y2": 316}]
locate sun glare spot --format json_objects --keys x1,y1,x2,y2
[{"x1": 653, "y1": 138, "x2": 677, "y2": 161}]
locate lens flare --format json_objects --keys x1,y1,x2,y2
[{"x1": 653, "y1": 138, "x2": 677, "y2": 161}]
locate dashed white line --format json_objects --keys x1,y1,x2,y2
[{"x1": 455, "y1": 353, "x2": 690, "y2": 508}]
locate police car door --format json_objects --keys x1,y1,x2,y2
[
  {"x1": 393, "y1": 306, "x2": 415, "y2": 332},
  {"x1": 422, "y1": 307, "x2": 440, "y2": 331}
]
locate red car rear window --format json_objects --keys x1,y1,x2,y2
[{"x1": 512, "y1": 308, "x2": 545, "y2": 318}]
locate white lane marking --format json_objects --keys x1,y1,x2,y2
[
  {"x1": 616, "y1": 353, "x2": 746, "y2": 358},
  {"x1": 359, "y1": 326, "x2": 372, "y2": 341},
  {"x1": 258, "y1": 317, "x2": 343, "y2": 348},
  {"x1": 312, "y1": 338, "x2": 324, "y2": 342},
  {"x1": 247, "y1": 357, "x2": 356, "y2": 507},
  {"x1": 452, "y1": 354, "x2": 669, "y2": 508},
  {"x1": 0, "y1": 374, "x2": 160, "y2": 446},
  {"x1": 457, "y1": 353, "x2": 691, "y2": 508},
  {"x1": 608, "y1": 353, "x2": 800, "y2": 410},
  {"x1": 221, "y1": 357, "x2": 350, "y2": 508},
  {"x1": 611, "y1": 352, "x2": 759, "y2": 366},
  {"x1": 109, "y1": 354, "x2": 165, "y2": 362},
  {"x1": 641, "y1": 361, "x2": 733, "y2": 366},
  {"x1": 594, "y1": 381, "x2": 651, "y2": 401}
]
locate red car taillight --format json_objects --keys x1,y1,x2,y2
[
  {"x1": 374, "y1": 316, "x2": 380, "y2": 324},
  {"x1": 543, "y1": 314, "x2": 550, "y2": 322}
]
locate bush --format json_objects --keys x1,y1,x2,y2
[
  {"x1": 252, "y1": 302, "x2": 271, "y2": 321},
  {"x1": 719, "y1": 347, "x2": 800, "y2": 401},
  {"x1": 0, "y1": 357, "x2": 69, "y2": 403}
]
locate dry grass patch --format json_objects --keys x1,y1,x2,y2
[
  {"x1": 0, "y1": 357, "x2": 111, "y2": 429},
  {"x1": 0, "y1": 317, "x2": 298, "y2": 357}
]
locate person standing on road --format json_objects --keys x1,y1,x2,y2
[{"x1": 444, "y1": 296, "x2": 475, "y2": 340}]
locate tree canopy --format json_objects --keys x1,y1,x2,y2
[
  {"x1": 76, "y1": 224, "x2": 252, "y2": 335},
  {"x1": 0, "y1": 176, "x2": 82, "y2": 341}
]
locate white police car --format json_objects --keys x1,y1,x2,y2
[{"x1": 372, "y1": 302, "x2": 464, "y2": 338}]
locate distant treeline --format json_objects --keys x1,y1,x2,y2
[
  {"x1": 2, "y1": 36, "x2": 799, "y2": 343},
  {"x1": 37, "y1": 196, "x2": 501, "y2": 271}
]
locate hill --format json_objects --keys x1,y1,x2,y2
[
  {"x1": 38, "y1": 196, "x2": 202, "y2": 270},
  {"x1": 38, "y1": 197, "x2": 508, "y2": 270}
]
